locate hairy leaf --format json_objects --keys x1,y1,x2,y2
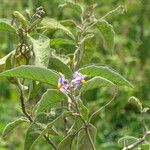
[
  {"x1": 96, "y1": 19, "x2": 115, "y2": 53},
  {"x1": 79, "y1": 65, "x2": 133, "y2": 88},
  {"x1": 2, "y1": 117, "x2": 28, "y2": 137},
  {"x1": 25, "y1": 111, "x2": 71, "y2": 150},
  {"x1": 78, "y1": 100, "x2": 89, "y2": 120},
  {"x1": 80, "y1": 77, "x2": 115, "y2": 94},
  {"x1": 0, "y1": 19, "x2": 16, "y2": 33},
  {"x1": 35, "y1": 89, "x2": 68, "y2": 114},
  {"x1": 0, "y1": 65, "x2": 59, "y2": 86},
  {"x1": 59, "y1": 1, "x2": 82, "y2": 15},
  {"x1": 49, "y1": 56, "x2": 72, "y2": 78},
  {"x1": 39, "y1": 18, "x2": 75, "y2": 39},
  {"x1": 24, "y1": 112, "x2": 65, "y2": 150},
  {"x1": 77, "y1": 124, "x2": 97, "y2": 150},
  {"x1": 30, "y1": 35, "x2": 50, "y2": 68},
  {"x1": 13, "y1": 11, "x2": 29, "y2": 29},
  {"x1": 58, "y1": 134, "x2": 75, "y2": 150},
  {"x1": 80, "y1": 36, "x2": 96, "y2": 67},
  {"x1": 50, "y1": 38, "x2": 75, "y2": 46},
  {"x1": 0, "y1": 51, "x2": 14, "y2": 72}
]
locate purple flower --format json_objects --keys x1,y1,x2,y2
[
  {"x1": 72, "y1": 71, "x2": 86, "y2": 89},
  {"x1": 57, "y1": 74, "x2": 69, "y2": 94}
]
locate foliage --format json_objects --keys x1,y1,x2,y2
[{"x1": 0, "y1": 0, "x2": 149, "y2": 150}]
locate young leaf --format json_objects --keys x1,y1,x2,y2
[
  {"x1": 2, "y1": 117, "x2": 28, "y2": 137},
  {"x1": 35, "y1": 89, "x2": 68, "y2": 114},
  {"x1": 49, "y1": 56, "x2": 72, "y2": 78},
  {"x1": 80, "y1": 76, "x2": 115, "y2": 94},
  {"x1": 77, "y1": 123, "x2": 97, "y2": 150},
  {"x1": 0, "y1": 19, "x2": 16, "y2": 33},
  {"x1": 58, "y1": 134, "x2": 75, "y2": 150},
  {"x1": 79, "y1": 65, "x2": 133, "y2": 88},
  {"x1": 13, "y1": 11, "x2": 29, "y2": 29},
  {"x1": 96, "y1": 19, "x2": 115, "y2": 53},
  {"x1": 30, "y1": 35, "x2": 50, "y2": 68},
  {"x1": 39, "y1": 18, "x2": 75, "y2": 40},
  {"x1": 0, "y1": 65, "x2": 59, "y2": 86},
  {"x1": 50, "y1": 38, "x2": 75, "y2": 46},
  {"x1": 24, "y1": 112, "x2": 71, "y2": 150}
]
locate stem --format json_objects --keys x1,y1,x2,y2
[
  {"x1": 100, "y1": 5, "x2": 125, "y2": 20},
  {"x1": 73, "y1": 25, "x2": 85, "y2": 71},
  {"x1": 61, "y1": 101, "x2": 68, "y2": 135},
  {"x1": 89, "y1": 89, "x2": 118, "y2": 122},
  {"x1": 17, "y1": 79, "x2": 33, "y2": 122},
  {"x1": 69, "y1": 94, "x2": 96, "y2": 150},
  {"x1": 123, "y1": 131, "x2": 150, "y2": 150},
  {"x1": 16, "y1": 79, "x2": 57, "y2": 150},
  {"x1": 85, "y1": 5, "x2": 125, "y2": 32}
]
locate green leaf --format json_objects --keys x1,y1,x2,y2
[
  {"x1": 35, "y1": 89, "x2": 68, "y2": 114},
  {"x1": 24, "y1": 112, "x2": 65, "y2": 150},
  {"x1": 30, "y1": 35, "x2": 50, "y2": 68},
  {"x1": 39, "y1": 18, "x2": 75, "y2": 40},
  {"x1": 79, "y1": 65, "x2": 133, "y2": 88},
  {"x1": 78, "y1": 100, "x2": 89, "y2": 120},
  {"x1": 58, "y1": 134, "x2": 75, "y2": 150},
  {"x1": 13, "y1": 11, "x2": 29, "y2": 29},
  {"x1": 25, "y1": 111, "x2": 71, "y2": 150},
  {"x1": 59, "y1": 1, "x2": 83, "y2": 15},
  {"x1": 27, "y1": 81, "x2": 42, "y2": 102},
  {"x1": 80, "y1": 77, "x2": 115, "y2": 94},
  {"x1": 0, "y1": 19, "x2": 16, "y2": 33},
  {"x1": 49, "y1": 55, "x2": 72, "y2": 78},
  {"x1": 77, "y1": 123, "x2": 97, "y2": 150},
  {"x1": 96, "y1": 19, "x2": 115, "y2": 52},
  {"x1": 80, "y1": 36, "x2": 95, "y2": 67},
  {"x1": 50, "y1": 38, "x2": 75, "y2": 46},
  {"x1": 0, "y1": 65, "x2": 59, "y2": 86},
  {"x1": 0, "y1": 51, "x2": 14, "y2": 72},
  {"x1": 2, "y1": 117, "x2": 28, "y2": 137},
  {"x1": 129, "y1": 96, "x2": 143, "y2": 111}
]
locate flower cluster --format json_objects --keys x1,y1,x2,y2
[{"x1": 57, "y1": 72, "x2": 85, "y2": 94}]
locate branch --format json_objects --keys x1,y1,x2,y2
[
  {"x1": 69, "y1": 93, "x2": 96, "y2": 150},
  {"x1": 16, "y1": 79, "x2": 57, "y2": 150},
  {"x1": 100, "y1": 5, "x2": 125, "y2": 20},
  {"x1": 123, "y1": 131, "x2": 150, "y2": 150},
  {"x1": 17, "y1": 79, "x2": 33, "y2": 122},
  {"x1": 85, "y1": 5, "x2": 125, "y2": 32}
]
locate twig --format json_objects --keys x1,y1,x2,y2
[
  {"x1": 16, "y1": 79, "x2": 33, "y2": 122},
  {"x1": 73, "y1": 24, "x2": 85, "y2": 71},
  {"x1": 123, "y1": 131, "x2": 150, "y2": 150}
]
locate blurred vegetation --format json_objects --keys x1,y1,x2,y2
[{"x1": 0, "y1": 0, "x2": 149, "y2": 149}]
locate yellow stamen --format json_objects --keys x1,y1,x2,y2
[
  {"x1": 80, "y1": 79, "x2": 86, "y2": 84},
  {"x1": 57, "y1": 83, "x2": 62, "y2": 90}
]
